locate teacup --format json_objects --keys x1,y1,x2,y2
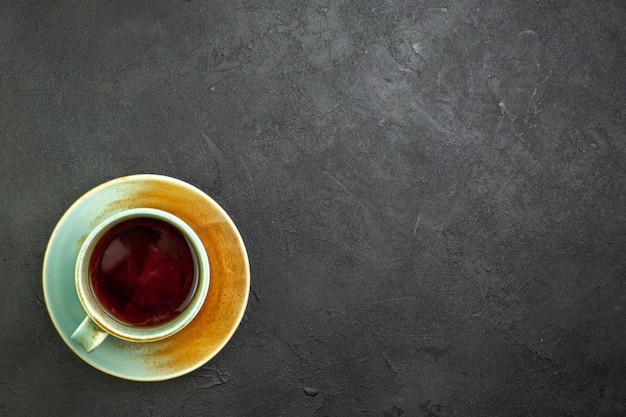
[{"x1": 71, "y1": 208, "x2": 210, "y2": 352}]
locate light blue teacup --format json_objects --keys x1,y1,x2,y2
[{"x1": 71, "y1": 208, "x2": 210, "y2": 352}]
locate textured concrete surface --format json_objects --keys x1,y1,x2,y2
[{"x1": 1, "y1": 1, "x2": 626, "y2": 415}]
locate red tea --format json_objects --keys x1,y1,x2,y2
[{"x1": 89, "y1": 217, "x2": 196, "y2": 327}]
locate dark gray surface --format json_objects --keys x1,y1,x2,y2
[{"x1": 1, "y1": 0, "x2": 625, "y2": 415}]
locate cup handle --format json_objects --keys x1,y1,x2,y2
[{"x1": 71, "y1": 316, "x2": 109, "y2": 353}]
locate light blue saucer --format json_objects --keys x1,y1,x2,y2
[{"x1": 42, "y1": 175, "x2": 250, "y2": 381}]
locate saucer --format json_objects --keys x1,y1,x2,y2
[{"x1": 42, "y1": 174, "x2": 250, "y2": 381}]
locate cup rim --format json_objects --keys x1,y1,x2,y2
[{"x1": 75, "y1": 208, "x2": 210, "y2": 342}]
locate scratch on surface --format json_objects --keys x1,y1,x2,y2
[
  {"x1": 199, "y1": 128, "x2": 224, "y2": 155},
  {"x1": 503, "y1": 333, "x2": 559, "y2": 370},
  {"x1": 35, "y1": 297, "x2": 46, "y2": 314},
  {"x1": 460, "y1": 36, "x2": 474, "y2": 82},
  {"x1": 528, "y1": 74, "x2": 550, "y2": 110},
  {"x1": 119, "y1": 83, "x2": 134, "y2": 121},
  {"x1": 451, "y1": 0, "x2": 485, "y2": 33},
  {"x1": 251, "y1": 287, "x2": 260, "y2": 301},
  {"x1": 203, "y1": 60, "x2": 242, "y2": 91},
  {"x1": 282, "y1": 218, "x2": 294, "y2": 256},
  {"x1": 208, "y1": 73, "x2": 232, "y2": 91},
  {"x1": 213, "y1": 59, "x2": 242, "y2": 73},
  {"x1": 239, "y1": 155, "x2": 254, "y2": 189},
  {"x1": 375, "y1": 295, "x2": 419, "y2": 305},
  {"x1": 378, "y1": 348, "x2": 398, "y2": 376},
  {"x1": 322, "y1": 168, "x2": 350, "y2": 193},
  {"x1": 413, "y1": 214, "x2": 421, "y2": 235}
]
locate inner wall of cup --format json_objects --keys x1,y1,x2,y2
[
  {"x1": 82, "y1": 210, "x2": 204, "y2": 337},
  {"x1": 164, "y1": 234, "x2": 200, "y2": 319}
]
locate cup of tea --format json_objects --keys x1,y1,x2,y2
[{"x1": 70, "y1": 208, "x2": 210, "y2": 353}]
